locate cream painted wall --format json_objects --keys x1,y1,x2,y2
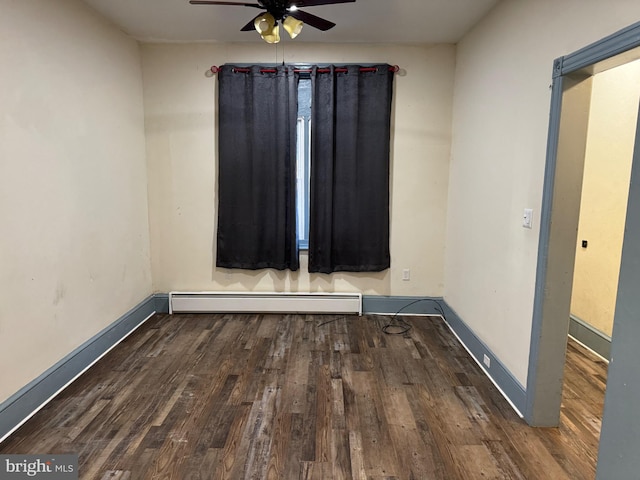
[
  {"x1": 142, "y1": 43, "x2": 454, "y2": 296},
  {"x1": 0, "y1": 0, "x2": 151, "y2": 403},
  {"x1": 446, "y1": 1, "x2": 640, "y2": 385},
  {"x1": 570, "y1": 61, "x2": 640, "y2": 337}
]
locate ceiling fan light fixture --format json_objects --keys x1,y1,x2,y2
[
  {"x1": 261, "y1": 23, "x2": 281, "y2": 44},
  {"x1": 283, "y1": 16, "x2": 304, "y2": 39},
  {"x1": 189, "y1": 1, "x2": 342, "y2": 38},
  {"x1": 254, "y1": 12, "x2": 276, "y2": 35}
]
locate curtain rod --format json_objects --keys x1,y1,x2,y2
[{"x1": 208, "y1": 65, "x2": 400, "y2": 75}]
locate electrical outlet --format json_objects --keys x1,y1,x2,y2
[
  {"x1": 402, "y1": 269, "x2": 410, "y2": 281},
  {"x1": 483, "y1": 354, "x2": 491, "y2": 368}
]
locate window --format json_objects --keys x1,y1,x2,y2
[
  {"x1": 216, "y1": 64, "x2": 393, "y2": 272},
  {"x1": 296, "y1": 79, "x2": 312, "y2": 250}
]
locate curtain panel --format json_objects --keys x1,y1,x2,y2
[
  {"x1": 216, "y1": 65, "x2": 299, "y2": 271},
  {"x1": 308, "y1": 64, "x2": 394, "y2": 273}
]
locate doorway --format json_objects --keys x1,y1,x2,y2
[
  {"x1": 569, "y1": 60, "x2": 640, "y2": 359},
  {"x1": 526, "y1": 21, "x2": 640, "y2": 480}
]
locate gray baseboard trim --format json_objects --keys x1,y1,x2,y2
[
  {"x1": 362, "y1": 295, "x2": 445, "y2": 315},
  {"x1": 439, "y1": 301, "x2": 527, "y2": 416},
  {"x1": 0, "y1": 292, "x2": 526, "y2": 443},
  {"x1": 569, "y1": 314, "x2": 611, "y2": 360},
  {"x1": 362, "y1": 295, "x2": 527, "y2": 416},
  {"x1": 154, "y1": 293, "x2": 170, "y2": 313},
  {"x1": 0, "y1": 294, "x2": 161, "y2": 443}
]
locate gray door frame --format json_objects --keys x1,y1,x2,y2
[
  {"x1": 595, "y1": 96, "x2": 640, "y2": 479},
  {"x1": 527, "y1": 21, "x2": 640, "y2": 427}
]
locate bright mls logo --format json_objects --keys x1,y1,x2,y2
[{"x1": 0, "y1": 455, "x2": 78, "y2": 479}]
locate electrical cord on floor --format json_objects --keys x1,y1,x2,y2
[
  {"x1": 316, "y1": 315, "x2": 346, "y2": 328},
  {"x1": 381, "y1": 298, "x2": 448, "y2": 335},
  {"x1": 315, "y1": 299, "x2": 448, "y2": 335}
]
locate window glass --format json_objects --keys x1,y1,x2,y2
[{"x1": 296, "y1": 79, "x2": 312, "y2": 249}]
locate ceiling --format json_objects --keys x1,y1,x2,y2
[{"x1": 81, "y1": 0, "x2": 499, "y2": 44}]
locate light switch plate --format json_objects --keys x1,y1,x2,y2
[{"x1": 523, "y1": 208, "x2": 533, "y2": 229}]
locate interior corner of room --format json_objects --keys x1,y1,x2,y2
[{"x1": 4, "y1": 0, "x2": 640, "y2": 478}]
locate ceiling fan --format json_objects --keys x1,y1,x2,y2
[{"x1": 189, "y1": 0, "x2": 356, "y2": 43}]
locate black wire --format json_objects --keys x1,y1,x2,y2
[
  {"x1": 432, "y1": 299, "x2": 446, "y2": 319},
  {"x1": 381, "y1": 298, "x2": 447, "y2": 336},
  {"x1": 316, "y1": 315, "x2": 345, "y2": 328},
  {"x1": 314, "y1": 299, "x2": 448, "y2": 335}
]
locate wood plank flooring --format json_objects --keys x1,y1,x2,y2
[{"x1": 0, "y1": 313, "x2": 607, "y2": 479}]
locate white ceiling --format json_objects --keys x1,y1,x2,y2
[{"x1": 81, "y1": 0, "x2": 499, "y2": 44}]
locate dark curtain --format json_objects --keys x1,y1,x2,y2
[
  {"x1": 309, "y1": 65, "x2": 394, "y2": 273},
  {"x1": 216, "y1": 65, "x2": 299, "y2": 271}
]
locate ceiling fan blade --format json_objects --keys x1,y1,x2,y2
[
  {"x1": 289, "y1": 9, "x2": 335, "y2": 31},
  {"x1": 292, "y1": 0, "x2": 355, "y2": 6},
  {"x1": 240, "y1": 14, "x2": 261, "y2": 31},
  {"x1": 189, "y1": 1, "x2": 263, "y2": 7}
]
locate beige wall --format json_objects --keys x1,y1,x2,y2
[
  {"x1": 570, "y1": 61, "x2": 640, "y2": 337},
  {"x1": 0, "y1": 0, "x2": 152, "y2": 403},
  {"x1": 446, "y1": 1, "x2": 640, "y2": 385},
  {"x1": 8, "y1": 0, "x2": 640, "y2": 410},
  {"x1": 142, "y1": 43, "x2": 454, "y2": 296}
]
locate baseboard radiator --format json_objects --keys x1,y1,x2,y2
[{"x1": 169, "y1": 292, "x2": 362, "y2": 315}]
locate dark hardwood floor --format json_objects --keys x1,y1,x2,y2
[{"x1": 0, "y1": 313, "x2": 607, "y2": 479}]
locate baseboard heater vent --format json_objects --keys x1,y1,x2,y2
[{"x1": 169, "y1": 292, "x2": 362, "y2": 315}]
